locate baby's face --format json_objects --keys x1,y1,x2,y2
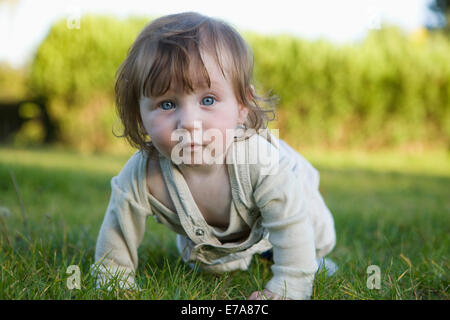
[{"x1": 139, "y1": 51, "x2": 248, "y2": 165}]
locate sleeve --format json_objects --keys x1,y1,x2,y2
[
  {"x1": 90, "y1": 173, "x2": 151, "y2": 291},
  {"x1": 249, "y1": 137, "x2": 318, "y2": 300}
]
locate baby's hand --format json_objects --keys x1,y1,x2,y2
[{"x1": 247, "y1": 288, "x2": 290, "y2": 300}]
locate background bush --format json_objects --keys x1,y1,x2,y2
[
  {"x1": 27, "y1": 15, "x2": 149, "y2": 153},
  {"x1": 248, "y1": 27, "x2": 450, "y2": 150},
  {"x1": 24, "y1": 16, "x2": 450, "y2": 153}
]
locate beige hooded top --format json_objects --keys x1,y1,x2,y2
[{"x1": 92, "y1": 130, "x2": 336, "y2": 300}]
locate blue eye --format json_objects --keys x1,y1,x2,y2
[
  {"x1": 160, "y1": 101, "x2": 175, "y2": 110},
  {"x1": 201, "y1": 96, "x2": 215, "y2": 106}
]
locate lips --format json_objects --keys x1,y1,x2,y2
[{"x1": 181, "y1": 142, "x2": 203, "y2": 148}]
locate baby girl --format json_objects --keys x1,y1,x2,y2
[{"x1": 92, "y1": 11, "x2": 336, "y2": 300}]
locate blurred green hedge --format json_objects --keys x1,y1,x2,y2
[
  {"x1": 248, "y1": 27, "x2": 450, "y2": 150},
  {"x1": 27, "y1": 15, "x2": 450, "y2": 152},
  {"x1": 28, "y1": 15, "x2": 149, "y2": 153}
]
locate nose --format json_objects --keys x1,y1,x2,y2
[
  {"x1": 177, "y1": 102, "x2": 203, "y2": 128},
  {"x1": 176, "y1": 104, "x2": 203, "y2": 142}
]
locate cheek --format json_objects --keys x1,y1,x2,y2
[
  {"x1": 151, "y1": 125, "x2": 173, "y2": 143},
  {"x1": 204, "y1": 112, "x2": 240, "y2": 152},
  {"x1": 142, "y1": 114, "x2": 175, "y2": 153},
  {"x1": 215, "y1": 107, "x2": 240, "y2": 126}
]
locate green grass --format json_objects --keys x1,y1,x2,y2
[{"x1": 0, "y1": 145, "x2": 448, "y2": 299}]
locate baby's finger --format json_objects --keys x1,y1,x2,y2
[{"x1": 247, "y1": 291, "x2": 262, "y2": 300}]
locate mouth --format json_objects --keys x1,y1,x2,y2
[
  {"x1": 181, "y1": 142, "x2": 204, "y2": 151},
  {"x1": 182, "y1": 142, "x2": 203, "y2": 147}
]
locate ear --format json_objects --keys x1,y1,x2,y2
[{"x1": 237, "y1": 103, "x2": 249, "y2": 126}]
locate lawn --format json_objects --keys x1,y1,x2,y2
[{"x1": 0, "y1": 145, "x2": 448, "y2": 299}]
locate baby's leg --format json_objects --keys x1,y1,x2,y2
[
  {"x1": 259, "y1": 249, "x2": 338, "y2": 277},
  {"x1": 176, "y1": 234, "x2": 198, "y2": 270},
  {"x1": 316, "y1": 257, "x2": 338, "y2": 277}
]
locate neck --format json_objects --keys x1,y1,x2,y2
[
  {"x1": 176, "y1": 144, "x2": 231, "y2": 180},
  {"x1": 176, "y1": 153, "x2": 227, "y2": 180}
]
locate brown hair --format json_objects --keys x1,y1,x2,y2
[{"x1": 114, "y1": 11, "x2": 277, "y2": 155}]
